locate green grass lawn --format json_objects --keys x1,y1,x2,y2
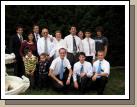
[{"x1": 6, "y1": 66, "x2": 125, "y2": 95}]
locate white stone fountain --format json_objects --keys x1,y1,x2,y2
[{"x1": 5, "y1": 53, "x2": 30, "y2": 95}]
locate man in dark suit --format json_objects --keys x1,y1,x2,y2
[
  {"x1": 10, "y1": 25, "x2": 25, "y2": 77},
  {"x1": 33, "y1": 24, "x2": 41, "y2": 43},
  {"x1": 32, "y1": 24, "x2": 41, "y2": 87}
]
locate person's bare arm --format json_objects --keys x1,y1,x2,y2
[
  {"x1": 48, "y1": 69, "x2": 63, "y2": 85},
  {"x1": 66, "y1": 68, "x2": 73, "y2": 85},
  {"x1": 68, "y1": 68, "x2": 73, "y2": 79},
  {"x1": 96, "y1": 72, "x2": 108, "y2": 77},
  {"x1": 92, "y1": 72, "x2": 108, "y2": 81}
]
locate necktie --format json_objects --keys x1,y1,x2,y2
[
  {"x1": 79, "y1": 64, "x2": 84, "y2": 82},
  {"x1": 80, "y1": 64, "x2": 84, "y2": 73},
  {"x1": 59, "y1": 60, "x2": 64, "y2": 80},
  {"x1": 87, "y1": 38, "x2": 91, "y2": 54},
  {"x1": 20, "y1": 35, "x2": 23, "y2": 42},
  {"x1": 36, "y1": 34, "x2": 38, "y2": 42},
  {"x1": 45, "y1": 38, "x2": 48, "y2": 54},
  {"x1": 73, "y1": 36, "x2": 77, "y2": 54},
  {"x1": 97, "y1": 61, "x2": 102, "y2": 74}
]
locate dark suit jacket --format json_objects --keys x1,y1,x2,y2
[
  {"x1": 10, "y1": 34, "x2": 22, "y2": 59},
  {"x1": 33, "y1": 33, "x2": 42, "y2": 43}
]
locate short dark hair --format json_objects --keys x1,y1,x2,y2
[
  {"x1": 59, "y1": 48, "x2": 67, "y2": 53},
  {"x1": 97, "y1": 50, "x2": 104, "y2": 54},
  {"x1": 79, "y1": 52, "x2": 86, "y2": 57},
  {"x1": 26, "y1": 50, "x2": 32, "y2": 55},
  {"x1": 69, "y1": 25, "x2": 77, "y2": 30},
  {"x1": 84, "y1": 29, "x2": 91, "y2": 33},
  {"x1": 95, "y1": 26, "x2": 104, "y2": 32},
  {"x1": 28, "y1": 31, "x2": 34, "y2": 35},
  {"x1": 78, "y1": 30, "x2": 83, "y2": 33},
  {"x1": 33, "y1": 24, "x2": 39, "y2": 28},
  {"x1": 40, "y1": 53, "x2": 48, "y2": 57},
  {"x1": 16, "y1": 25, "x2": 23, "y2": 31},
  {"x1": 55, "y1": 30, "x2": 61, "y2": 34}
]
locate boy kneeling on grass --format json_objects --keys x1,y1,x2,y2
[
  {"x1": 92, "y1": 50, "x2": 110, "y2": 95},
  {"x1": 73, "y1": 52, "x2": 93, "y2": 94},
  {"x1": 23, "y1": 50, "x2": 37, "y2": 89}
]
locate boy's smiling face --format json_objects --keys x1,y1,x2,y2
[{"x1": 40, "y1": 55, "x2": 46, "y2": 62}]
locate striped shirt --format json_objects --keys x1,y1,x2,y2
[{"x1": 24, "y1": 55, "x2": 37, "y2": 74}]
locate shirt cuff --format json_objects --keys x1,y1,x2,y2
[
  {"x1": 73, "y1": 76, "x2": 77, "y2": 82},
  {"x1": 87, "y1": 73, "x2": 92, "y2": 78}
]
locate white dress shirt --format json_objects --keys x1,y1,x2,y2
[
  {"x1": 93, "y1": 59, "x2": 110, "y2": 78},
  {"x1": 82, "y1": 37, "x2": 96, "y2": 59},
  {"x1": 73, "y1": 61, "x2": 93, "y2": 81},
  {"x1": 34, "y1": 33, "x2": 41, "y2": 42},
  {"x1": 51, "y1": 38, "x2": 67, "y2": 58},
  {"x1": 50, "y1": 57, "x2": 71, "y2": 76},
  {"x1": 37, "y1": 37, "x2": 55, "y2": 57},
  {"x1": 64, "y1": 34, "x2": 83, "y2": 53}
]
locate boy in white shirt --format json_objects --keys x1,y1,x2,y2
[
  {"x1": 92, "y1": 50, "x2": 110, "y2": 95},
  {"x1": 64, "y1": 26, "x2": 83, "y2": 67},
  {"x1": 82, "y1": 29, "x2": 96, "y2": 64},
  {"x1": 73, "y1": 52, "x2": 93, "y2": 93}
]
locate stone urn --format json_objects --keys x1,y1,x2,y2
[{"x1": 5, "y1": 53, "x2": 30, "y2": 95}]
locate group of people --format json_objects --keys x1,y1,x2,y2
[{"x1": 9, "y1": 24, "x2": 109, "y2": 95}]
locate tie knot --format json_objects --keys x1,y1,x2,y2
[{"x1": 99, "y1": 60, "x2": 102, "y2": 64}]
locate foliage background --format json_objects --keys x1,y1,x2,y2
[{"x1": 5, "y1": 5, "x2": 125, "y2": 66}]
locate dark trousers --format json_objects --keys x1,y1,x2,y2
[
  {"x1": 67, "y1": 52, "x2": 79, "y2": 68},
  {"x1": 49, "y1": 56, "x2": 54, "y2": 66},
  {"x1": 38, "y1": 73, "x2": 49, "y2": 89},
  {"x1": 50, "y1": 69, "x2": 71, "y2": 91},
  {"x1": 34, "y1": 63, "x2": 39, "y2": 87},
  {"x1": 85, "y1": 56, "x2": 93, "y2": 65},
  {"x1": 94, "y1": 76, "x2": 108, "y2": 95},
  {"x1": 14, "y1": 57, "x2": 25, "y2": 77},
  {"x1": 34, "y1": 57, "x2": 52, "y2": 88},
  {"x1": 76, "y1": 75, "x2": 90, "y2": 93},
  {"x1": 26, "y1": 74, "x2": 35, "y2": 89}
]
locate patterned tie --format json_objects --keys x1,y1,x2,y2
[
  {"x1": 80, "y1": 64, "x2": 84, "y2": 73},
  {"x1": 73, "y1": 36, "x2": 77, "y2": 54},
  {"x1": 45, "y1": 38, "x2": 48, "y2": 54},
  {"x1": 97, "y1": 61, "x2": 102, "y2": 74},
  {"x1": 87, "y1": 38, "x2": 91, "y2": 54},
  {"x1": 59, "y1": 59, "x2": 64, "y2": 80}
]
